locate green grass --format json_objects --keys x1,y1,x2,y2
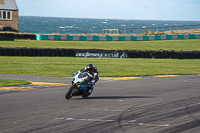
[
  {"x1": 0, "y1": 56, "x2": 199, "y2": 77},
  {"x1": 0, "y1": 40, "x2": 199, "y2": 78},
  {"x1": 0, "y1": 79, "x2": 30, "y2": 87},
  {"x1": 0, "y1": 39, "x2": 200, "y2": 51}
]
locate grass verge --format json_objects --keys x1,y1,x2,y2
[
  {"x1": 0, "y1": 56, "x2": 199, "y2": 77},
  {"x1": 0, "y1": 79, "x2": 30, "y2": 87},
  {"x1": 0, "y1": 39, "x2": 200, "y2": 51}
]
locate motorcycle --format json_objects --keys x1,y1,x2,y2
[{"x1": 65, "y1": 71, "x2": 94, "y2": 99}]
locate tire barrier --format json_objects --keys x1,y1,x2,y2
[
  {"x1": 36, "y1": 34, "x2": 200, "y2": 41},
  {"x1": 0, "y1": 33, "x2": 36, "y2": 40},
  {"x1": 14, "y1": 34, "x2": 36, "y2": 40},
  {"x1": 0, "y1": 47, "x2": 200, "y2": 59},
  {"x1": 125, "y1": 50, "x2": 200, "y2": 59},
  {"x1": 0, "y1": 48, "x2": 75, "y2": 57},
  {"x1": 0, "y1": 33, "x2": 14, "y2": 41}
]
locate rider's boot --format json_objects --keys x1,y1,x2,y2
[
  {"x1": 88, "y1": 85, "x2": 94, "y2": 94},
  {"x1": 87, "y1": 82, "x2": 94, "y2": 94}
]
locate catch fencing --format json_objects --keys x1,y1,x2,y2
[{"x1": 102, "y1": 24, "x2": 200, "y2": 34}]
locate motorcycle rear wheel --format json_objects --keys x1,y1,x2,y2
[
  {"x1": 82, "y1": 88, "x2": 93, "y2": 98},
  {"x1": 65, "y1": 86, "x2": 74, "y2": 99}
]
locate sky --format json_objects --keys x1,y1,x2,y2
[{"x1": 16, "y1": 0, "x2": 200, "y2": 21}]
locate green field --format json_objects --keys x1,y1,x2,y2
[
  {"x1": 0, "y1": 57, "x2": 199, "y2": 77},
  {"x1": 0, "y1": 39, "x2": 200, "y2": 80},
  {"x1": 0, "y1": 79, "x2": 30, "y2": 87},
  {"x1": 0, "y1": 39, "x2": 200, "y2": 51}
]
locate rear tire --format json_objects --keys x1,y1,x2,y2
[
  {"x1": 82, "y1": 88, "x2": 93, "y2": 98},
  {"x1": 82, "y1": 93, "x2": 89, "y2": 98},
  {"x1": 65, "y1": 86, "x2": 74, "y2": 100}
]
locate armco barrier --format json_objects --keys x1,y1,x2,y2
[
  {"x1": 36, "y1": 34, "x2": 200, "y2": 41},
  {"x1": 0, "y1": 47, "x2": 200, "y2": 59}
]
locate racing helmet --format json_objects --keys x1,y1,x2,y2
[{"x1": 86, "y1": 64, "x2": 93, "y2": 71}]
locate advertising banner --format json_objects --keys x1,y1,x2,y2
[{"x1": 75, "y1": 51, "x2": 128, "y2": 58}]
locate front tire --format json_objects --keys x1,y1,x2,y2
[{"x1": 65, "y1": 86, "x2": 75, "y2": 100}]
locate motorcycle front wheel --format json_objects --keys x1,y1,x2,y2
[{"x1": 65, "y1": 86, "x2": 75, "y2": 99}]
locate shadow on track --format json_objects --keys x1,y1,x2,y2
[{"x1": 86, "y1": 96, "x2": 154, "y2": 99}]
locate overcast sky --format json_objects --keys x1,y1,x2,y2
[{"x1": 16, "y1": 0, "x2": 200, "y2": 21}]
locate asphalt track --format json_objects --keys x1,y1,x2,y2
[{"x1": 0, "y1": 74, "x2": 200, "y2": 133}]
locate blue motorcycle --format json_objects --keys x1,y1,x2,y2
[{"x1": 65, "y1": 71, "x2": 94, "y2": 99}]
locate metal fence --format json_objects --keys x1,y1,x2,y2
[{"x1": 102, "y1": 24, "x2": 200, "y2": 34}]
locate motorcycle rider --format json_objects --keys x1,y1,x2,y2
[{"x1": 78, "y1": 64, "x2": 99, "y2": 93}]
